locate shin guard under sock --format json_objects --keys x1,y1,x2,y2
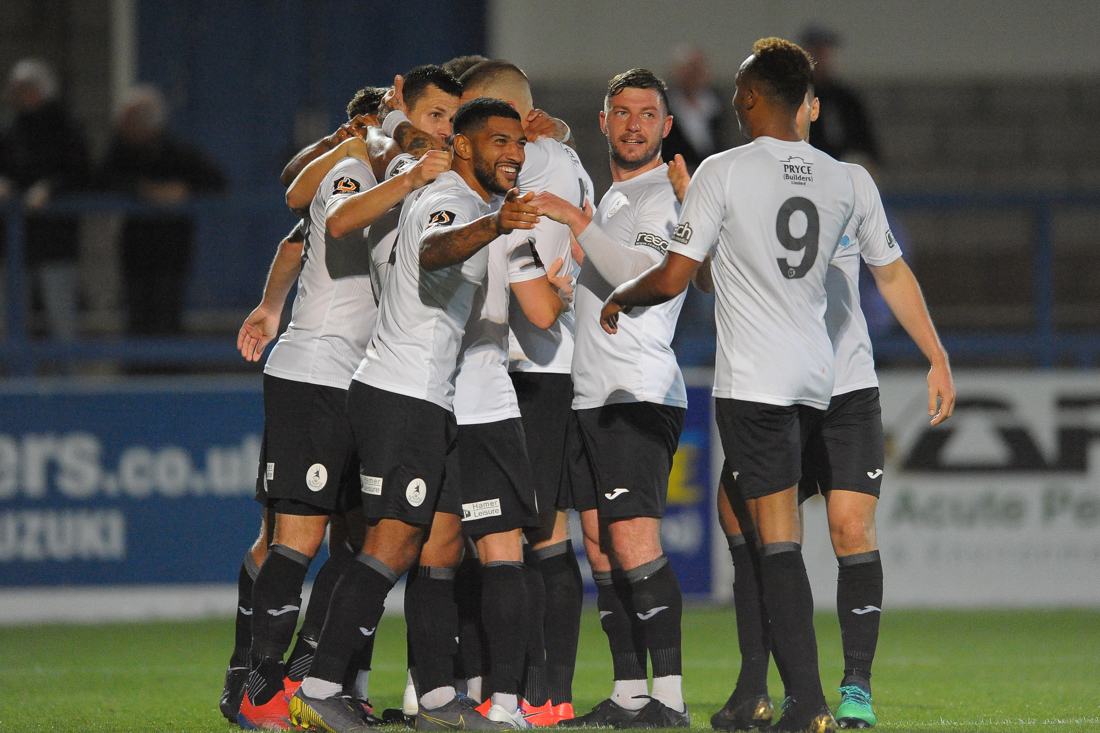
[
  {"x1": 308, "y1": 553, "x2": 398, "y2": 685},
  {"x1": 481, "y1": 561, "x2": 529, "y2": 697},
  {"x1": 454, "y1": 557, "x2": 486, "y2": 681},
  {"x1": 837, "y1": 551, "x2": 883, "y2": 687},
  {"x1": 759, "y1": 543, "x2": 824, "y2": 708},
  {"x1": 594, "y1": 571, "x2": 647, "y2": 683},
  {"x1": 286, "y1": 541, "x2": 357, "y2": 682},
  {"x1": 407, "y1": 566, "x2": 460, "y2": 697},
  {"x1": 727, "y1": 534, "x2": 771, "y2": 698},
  {"x1": 249, "y1": 544, "x2": 310, "y2": 703},
  {"x1": 521, "y1": 560, "x2": 549, "y2": 705},
  {"x1": 626, "y1": 557, "x2": 683, "y2": 711},
  {"x1": 230, "y1": 550, "x2": 260, "y2": 668},
  {"x1": 535, "y1": 540, "x2": 583, "y2": 705}
]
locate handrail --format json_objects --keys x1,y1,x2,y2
[{"x1": 3, "y1": 190, "x2": 1100, "y2": 375}]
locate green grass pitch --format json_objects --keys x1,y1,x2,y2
[{"x1": 0, "y1": 607, "x2": 1097, "y2": 732}]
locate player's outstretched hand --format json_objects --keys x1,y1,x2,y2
[
  {"x1": 668, "y1": 154, "x2": 690, "y2": 204},
  {"x1": 408, "y1": 149, "x2": 452, "y2": 189},
  {"x1": 530, "y1": 191, "x2": 581, "y2": 228},
  {"x1": 524, "y1": 109, "x2": 558, "y2": 141},
  {"x1": 600, "y1": 298, "x2": 627, "y2": 334},
  {"x1": 547, "y1": 257, "x2": 574, "y2": 307},
  {"x1": 496, "y1": 189, "x2": 539, "y2": 234},
  {"x1": 927, "y1": 361, "x2": 956, "y2": 426},
  {"x1": 237, "y1": 305, "x2": 281, "y2": 362}
]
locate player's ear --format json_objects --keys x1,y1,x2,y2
[
  {"x1": 662, "y1": 113, "x2": 674, "y2": 139},
  {"x1": 452, "y1": 133, "x2": 472, "y2": 161},
  {"x1": 810, "y1": 97, "x2": 820, "y2": 122},
  {"x1": 598, "y1": 110, "x2": 608, "y2": 136}
]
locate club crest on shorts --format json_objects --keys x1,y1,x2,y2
[
  {"x1": 306, "y1": 463, "x2": 328, "y2": 491},
  {"x1": 406, "y1": 478, "x2": 427, "y2": 507}
]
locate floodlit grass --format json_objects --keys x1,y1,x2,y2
[{"x1": 0, "y1": 607, "x2": 1097, "y2": 732}]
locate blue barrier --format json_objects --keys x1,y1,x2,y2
[
  {"x1": 0, "y1": 378, "x2": 716, "y2": 592},
  {"x1": 4, "y1": 191, "x2": 1100, "y2": 373}
]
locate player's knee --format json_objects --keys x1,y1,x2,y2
[{"x1": 830, "y1": 513, "x2": 875, "y2": 555}]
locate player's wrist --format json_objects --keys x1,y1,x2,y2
[{"x1": 381, "y1": 110, "x2": 411, "y2": 138}]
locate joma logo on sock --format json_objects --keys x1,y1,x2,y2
[
  {"x1": 267, "y1": 604, "x2": 299, "y2": 616},
  {"x1": 637, "y1": 606, "x2": 669, "y2": 620}
]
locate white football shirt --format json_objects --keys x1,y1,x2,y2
[
  {"x1": 353, "y1": 170, "x2": 499, "y2": 410},
  {"x1": 571, "y1": 163, "x2": 687, "y2": 410},
  {"x1": 669, "y1": 137, "x2": 856, "y2": 409},
  {"x1": 507, "y1": 138, "x2": 595, "y2": 374},
  {"x1": 828, "y1": 163, "x2": 903, "y2": 395},
  {"x1": 454, "y1": 235, "x2": 546, "y2": 424},
  {"x1": 264, "y1": 156, "x2": 379, "y2": 389}
]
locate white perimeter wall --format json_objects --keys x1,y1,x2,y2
[{"x1": 489, "y1": 0, "x2": 1100, "y2": 81}]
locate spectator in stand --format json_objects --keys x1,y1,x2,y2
[
  {"x1": 99, "y1": 85, "x2": 226, "y2": 335},
  {"x1": 0, "y1": 58, "x2": 90, "y2": 341},
  {"x1": 801, "y1": 25, "x2": 881, "y2": 167},
  {"x1": 661, "y1": 46, "x2": 729, "y2": 174}
]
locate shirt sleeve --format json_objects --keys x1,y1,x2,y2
[
  {"x1": 849, "y1": 164, "x2": 903, "y2": 267},
  {"x1": 668, "y1": 155, "x2": 726, "y2": 262},
  {"x1": 505, "y1": 230, "x2": 548, "y2": 284},
  {"x1": 386, "y1": 153, "x2": 416, "y2": 180},
  {"x1": 322, "y1": 158, "x2": 377, "y2": 214},
  {"x1": 418, "y1": 188, "x2": 490, "y2": 284}
]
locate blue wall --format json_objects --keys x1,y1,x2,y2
[{"x1": 136, "y1": 0, "x2": 487, "y2": 311}]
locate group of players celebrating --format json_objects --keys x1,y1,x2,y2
[{"x1": 221, "y1": 38, "x2": 955, "y2": 733}]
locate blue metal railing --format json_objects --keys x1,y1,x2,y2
[{"x1": 2, "y1": 191, "x2": 1100, "y2": 375}]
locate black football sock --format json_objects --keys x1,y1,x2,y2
[
  {"x1": 837, "y1": 550, "x2": 883, "y2": 689},
  {"x1": 286, "y1": 539, "x2": 356, "y2": 682},
  {"x1": 454, "y1": 557, "x2": 485, "y2": 683},
  {"x1": 727, "y1": 533, "x2": 771, "y2": 698},
  {"x1": 521, "y1": 559, "x2": 549, "y2": 705},
  {"x1": 248, "y1": 543, "x2": 311, "y2": 703},
  {"x1": 343, "y1": 639, "x2": 376, "y2": 695},
  {"x1": 407, "y1": 565, "x2": 460, "y2": 698},
  {"x1": 309, "y1": 553, "x2": 398, "y2": 687},
  {"x1": 535, "y1": 540, "x2": 583, "y2": 705},
  {"x1": 481, "y1": 561, "x2": 529, "y2": 698},
  {"x1": 594, "y1": 571, "x2": 647, "y2": 683},
  {"x1": 230, "y1": 550, "x2": 260, "y2": 668},
  {"x1": 759, "y1": 543, "x2": 825, "y2": 708},
  {"x1": 626, "y1": 556, "x2": 684, "y2": 711}
]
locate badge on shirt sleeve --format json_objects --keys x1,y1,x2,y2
[
  {"x1": 427, "y1": 210, "x2": 457, "y2": 227},
  {"x1": 672, "y1": 221, "x2": 693, "y2": 244},
  {"x1": 333, "y1": 176, "x2": 361, "y2": 194},
  {"x1": 524, "y1": 237, "x2": 545, "y2": 269}
]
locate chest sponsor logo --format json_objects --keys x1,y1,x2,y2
[
  {"x1": 361, "y1": 475, "x2": 383, "y2": 495},
  {"x1": 886, "y1": 229, "x2": 897, "y2": 248},
  {"x1": 781, "y1": 156, "x2": 813, "y2": 185},
  {"x1": 306, "y1": 464, "x2": 328, "y2": 492},
  {"x1": 427, "y1": 210, "x2": 457, "y2": 228},
  {"x1": 635, "y1": 231, "x2": 669, "y2": 254},
  {"x1": 334, "y1": 176, "x2": 361, "y2": 194},
  {"x1": 672, "y1": 221, "x2": 693, "y2": 244},
  {"x1": 406, "y1": 478, "x2": 427, "y2": 507},
  {"x1": 462, "y1": 498, "x2": 502, "y2": 521}
]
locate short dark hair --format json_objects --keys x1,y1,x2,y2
[
  {"x1": 346, "y1": 86, "x2": 386, "y2": 119},
  {"x1": 604, "y1": 68, "x2": 670, "y2": 116},
  {"x1": 739, "y1": 38, "x2": 815, "y2": 112},
  {"x1": 441, "y1": 54, "x2": 488, "y2": 79},
  {"x1": 458, "y1": 59, "x2": 528, "y2": 93},
  {"x1": 402, "y1": 64, "x2": 463, "y2": 111},
  {"x1": 452, "y1": 97, "x2": 521, "y2": 137}
]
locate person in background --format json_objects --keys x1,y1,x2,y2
[
  {"x1": 661, "y1": 47, "x2": 728, "y2": 174},
  {"x1": 99, "y1": 85, "x2": 226, "y2": 335},
  {"x1": 800, "y1": 25, "x2": 880, "y2": 168},
  {"x1": 0, "y1": 58, "x2": 90, "y2": 341}
]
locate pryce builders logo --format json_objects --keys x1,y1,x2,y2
[{"x1": 782, "y1": 156, "x2": 813, "y2": 185}]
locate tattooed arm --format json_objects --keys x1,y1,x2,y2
[{"x1": 420, "y1": 189, "x2": 539, "y2": 271}]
